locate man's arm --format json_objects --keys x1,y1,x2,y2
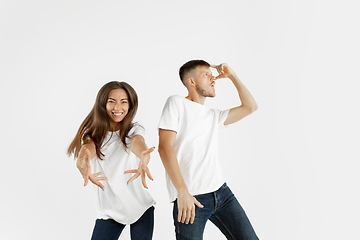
[
  {"x1": 158, "y1": 129, "x2": 203, "y2": 224},
  {"x1": 211, "y1": 63, "x2": 258, "y2": 125}
]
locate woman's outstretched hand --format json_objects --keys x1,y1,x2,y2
[
  {"x1": 77, "y1": 148, "x2": 92, "y2": 186},
  {"x1": 77, "y1": 148, "x2": 108, "y2": 190},
  {"x1": 124, "y1": 147, "x2": 155, "y2": 188},
  {"x1": 89, "y1": 172, "x2": 108, "y2": 191}
]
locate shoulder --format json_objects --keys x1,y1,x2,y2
[
  {"x1": 129, "y1": 122, "x2": 145, "y2": 135},
  {"x1": 166, "y1": 95, "x2": 183, "y2": 103},
  {"x1": 163, "y1": 95, "x2": 184, "y2": 110}
]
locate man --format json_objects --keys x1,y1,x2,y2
[{"x1": 158, "y1": 60, "x2": 259, "y2": 240}]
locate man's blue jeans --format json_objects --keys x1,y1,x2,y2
[
  {"x1": 91, "y1": 206, "x2": 154, "y2": 240},
  {"x1": 173, "y1": 183, "x2": 258, "y2": 240}
]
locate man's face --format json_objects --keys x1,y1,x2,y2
[{"x1": 193, "y1": 65, "x2": 216, "y2": 98}]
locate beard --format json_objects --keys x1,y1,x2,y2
[{"x1": 195, "y1": 85, "x2": 215, "y2": 98}]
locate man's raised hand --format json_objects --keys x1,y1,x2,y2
[{"x1": 210, "y1": 63, "x2": 235, "y2": 80}]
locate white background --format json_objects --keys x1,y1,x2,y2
[{"x1": 1, "y1": 0, "x2": 359, "y2": 239}]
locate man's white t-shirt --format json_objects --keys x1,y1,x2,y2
[
  {"x1": 90, "y1": 124, "x2": 155, "y2": 224},
  {"x1": 158, "y1": 95, "x2": 230, "y2": 202}
]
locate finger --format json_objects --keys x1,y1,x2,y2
[
  {"x1": 219, "y1": 64, "x2": 225, "y2": 74},
  {"x1": 194, "y1": 197, "x2": 204, "y2": 208},
  {"x1": 181, "y1": 210, "x2": 187, "y2": 223},
  {"x1": 96, "y1": 177, "x2": 108, "y2": 181},
  {"x1": 146, "y1": 169, "x2": 154, "y2": 181},
  {"x1": 84, "y1": 167, "x2": 91, "y2": 186},
  {"x1": 141, "y1": 172, "x2": 148, "y2": 189},
  {"x1": 190, "y1": 207, "x2": 196, "y2": 224},
  {"x1": 97, "y1": 182, "x2": 105, "y2": 190},
  {"x1": 217, "y1": 67, "x2": 224, "y2": 75},
  {"x1": 147, "y1": 147, "x2": 155, "y2": 153},
  {"x1": 178, "y1": 209, "x2": 183, "y2": 222},
  {"x1": 214, "y1": 74, "x2": 225, "y2": 80},
  {"x1": 210, "y1": 64, "x2": 218, "y2": 68},
  {"x1": 127, "y1": 173, "x2": 140, "y2": 185},
  {"x1": 144, "y1": 147, "x2": 155, "y2": 155},
  {"x1": 90, "y1": 178, "x2": 105, "y2": 190},
  {"x1": 93, "y1": 172, "x2": 103, "y2": 177},
  {"x1": 185, "y1": 209, "x2": 193, "y2": 224},
  {"x1": 124, "y1": 170, "x2": 137, "y2": 174},
  {"x1": 214, "y1": 65, "x2": 221, "y2": 73}
]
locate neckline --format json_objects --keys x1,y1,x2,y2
[{"x1": 182, "y1": 96, "x2": 208, "y2": 108}]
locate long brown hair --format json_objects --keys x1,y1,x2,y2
[{"x1": 67, "y1": 81, "x2": 138, "y2": 160}]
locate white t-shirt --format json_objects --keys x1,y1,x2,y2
[
  {"x1": 90, "y1": 124, "x2": 155, "y2": 225},
  {"x1": 158, "y1": 95, "x2": 230, "y2": 202}
]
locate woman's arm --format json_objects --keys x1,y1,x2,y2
[
  {"x1": 126, "y1": 135, "x2": 155, "y2": 188},
  {"x1": 77, "y1": 142, "x2": 107, "y2": 190}
]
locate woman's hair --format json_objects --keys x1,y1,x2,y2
[{"x1": 67, "y1": 81, "x2": 138, "y2": 160}]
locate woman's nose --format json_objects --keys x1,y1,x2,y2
[{"x1": 114, "y1": 102, "x2": 120, "y2": 110}]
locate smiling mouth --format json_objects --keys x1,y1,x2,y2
[{"x1": 112, "y1": 112, "x2": 123, "y2": 117}]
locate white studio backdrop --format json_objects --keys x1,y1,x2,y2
[{"x1": 1, "y1": 0, "x2": 359, "y2": 239}]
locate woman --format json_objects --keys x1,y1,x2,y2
[{"x1": 67, "y1": 81, "x2": 156, "y2": 240}]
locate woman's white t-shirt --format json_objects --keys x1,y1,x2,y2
[
  {"x1": 158, "y1": 95, "x2": 230, "y2": 202},
  {"x1": 90, "y1": 124, "x2": 155, "y2": 225}
]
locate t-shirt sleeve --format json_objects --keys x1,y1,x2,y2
[
  {"x1": 129, "y1": 123, "x2": 146, "y2": 139},
  {"x1": 215, "y1": 109, "x2": 230, "y2": 127},
  {"x1": 158, "y1": 96, "x2": 180, "y2": 133}
]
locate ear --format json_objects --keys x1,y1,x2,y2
[{"x1": 187, "y1": 77, "x2": 196, "y2": 87}]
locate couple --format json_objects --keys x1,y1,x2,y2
[{"x1": 67, "y1": 60, "x2": 259, "y2": 240}]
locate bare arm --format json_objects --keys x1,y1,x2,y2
[
  {"x1": 77, "y1": 142, "x2": 96, "y2": 186},
  {"x1": 211, "y1": 63, "x2": 258, "y2": 125},
  {"x1": 77, "y1": 142, "x2": 107, "y2": 189},
  {"x1": 158, "y1": 129, "x2": 203, "y2": 224},
  {"x1": 126, "y1": 135, "x2": 155, "y2": 188}
]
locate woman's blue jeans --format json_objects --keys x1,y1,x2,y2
[
  {"x1": 91, "y1": 206, "x2": 154, "y2": 240},
  {"x1": 173, "y1": 183, "x2": 258, "y2": 240}
]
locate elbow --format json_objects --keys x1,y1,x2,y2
[
  {"x1": 251, "y1": 104, "x2": 258, "y2": 113},
  {"x1": 246, "y1": 103, "x2": 258, "y2": 114},
  {"x1": 158, "y1": 143, "x2": 171, "y2": 161},
  {"x1": 158, "y1": 143, "x2": 165, "y2": 158}
]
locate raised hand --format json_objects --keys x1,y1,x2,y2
[
  {"x1": 210, "y1": 63, "x2": 235, "y2": 80},
  {"x1": 124, "y1": 147, "x2": 155, "y2": 188}
]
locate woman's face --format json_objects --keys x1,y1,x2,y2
[{"x1": 106, "y1": 88, "x2": 129, "y2": 128}]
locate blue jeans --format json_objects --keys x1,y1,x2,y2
[
  {"x1": 173, "y1": 183, "x2": 258, "y2": 240},
  {"x1": 91, "y1": 206, "x2": 154, "y2": 240}
]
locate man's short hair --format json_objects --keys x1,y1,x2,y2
[{"x1": 179, "y1": 60, "x2": 210, "y2": 86}]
